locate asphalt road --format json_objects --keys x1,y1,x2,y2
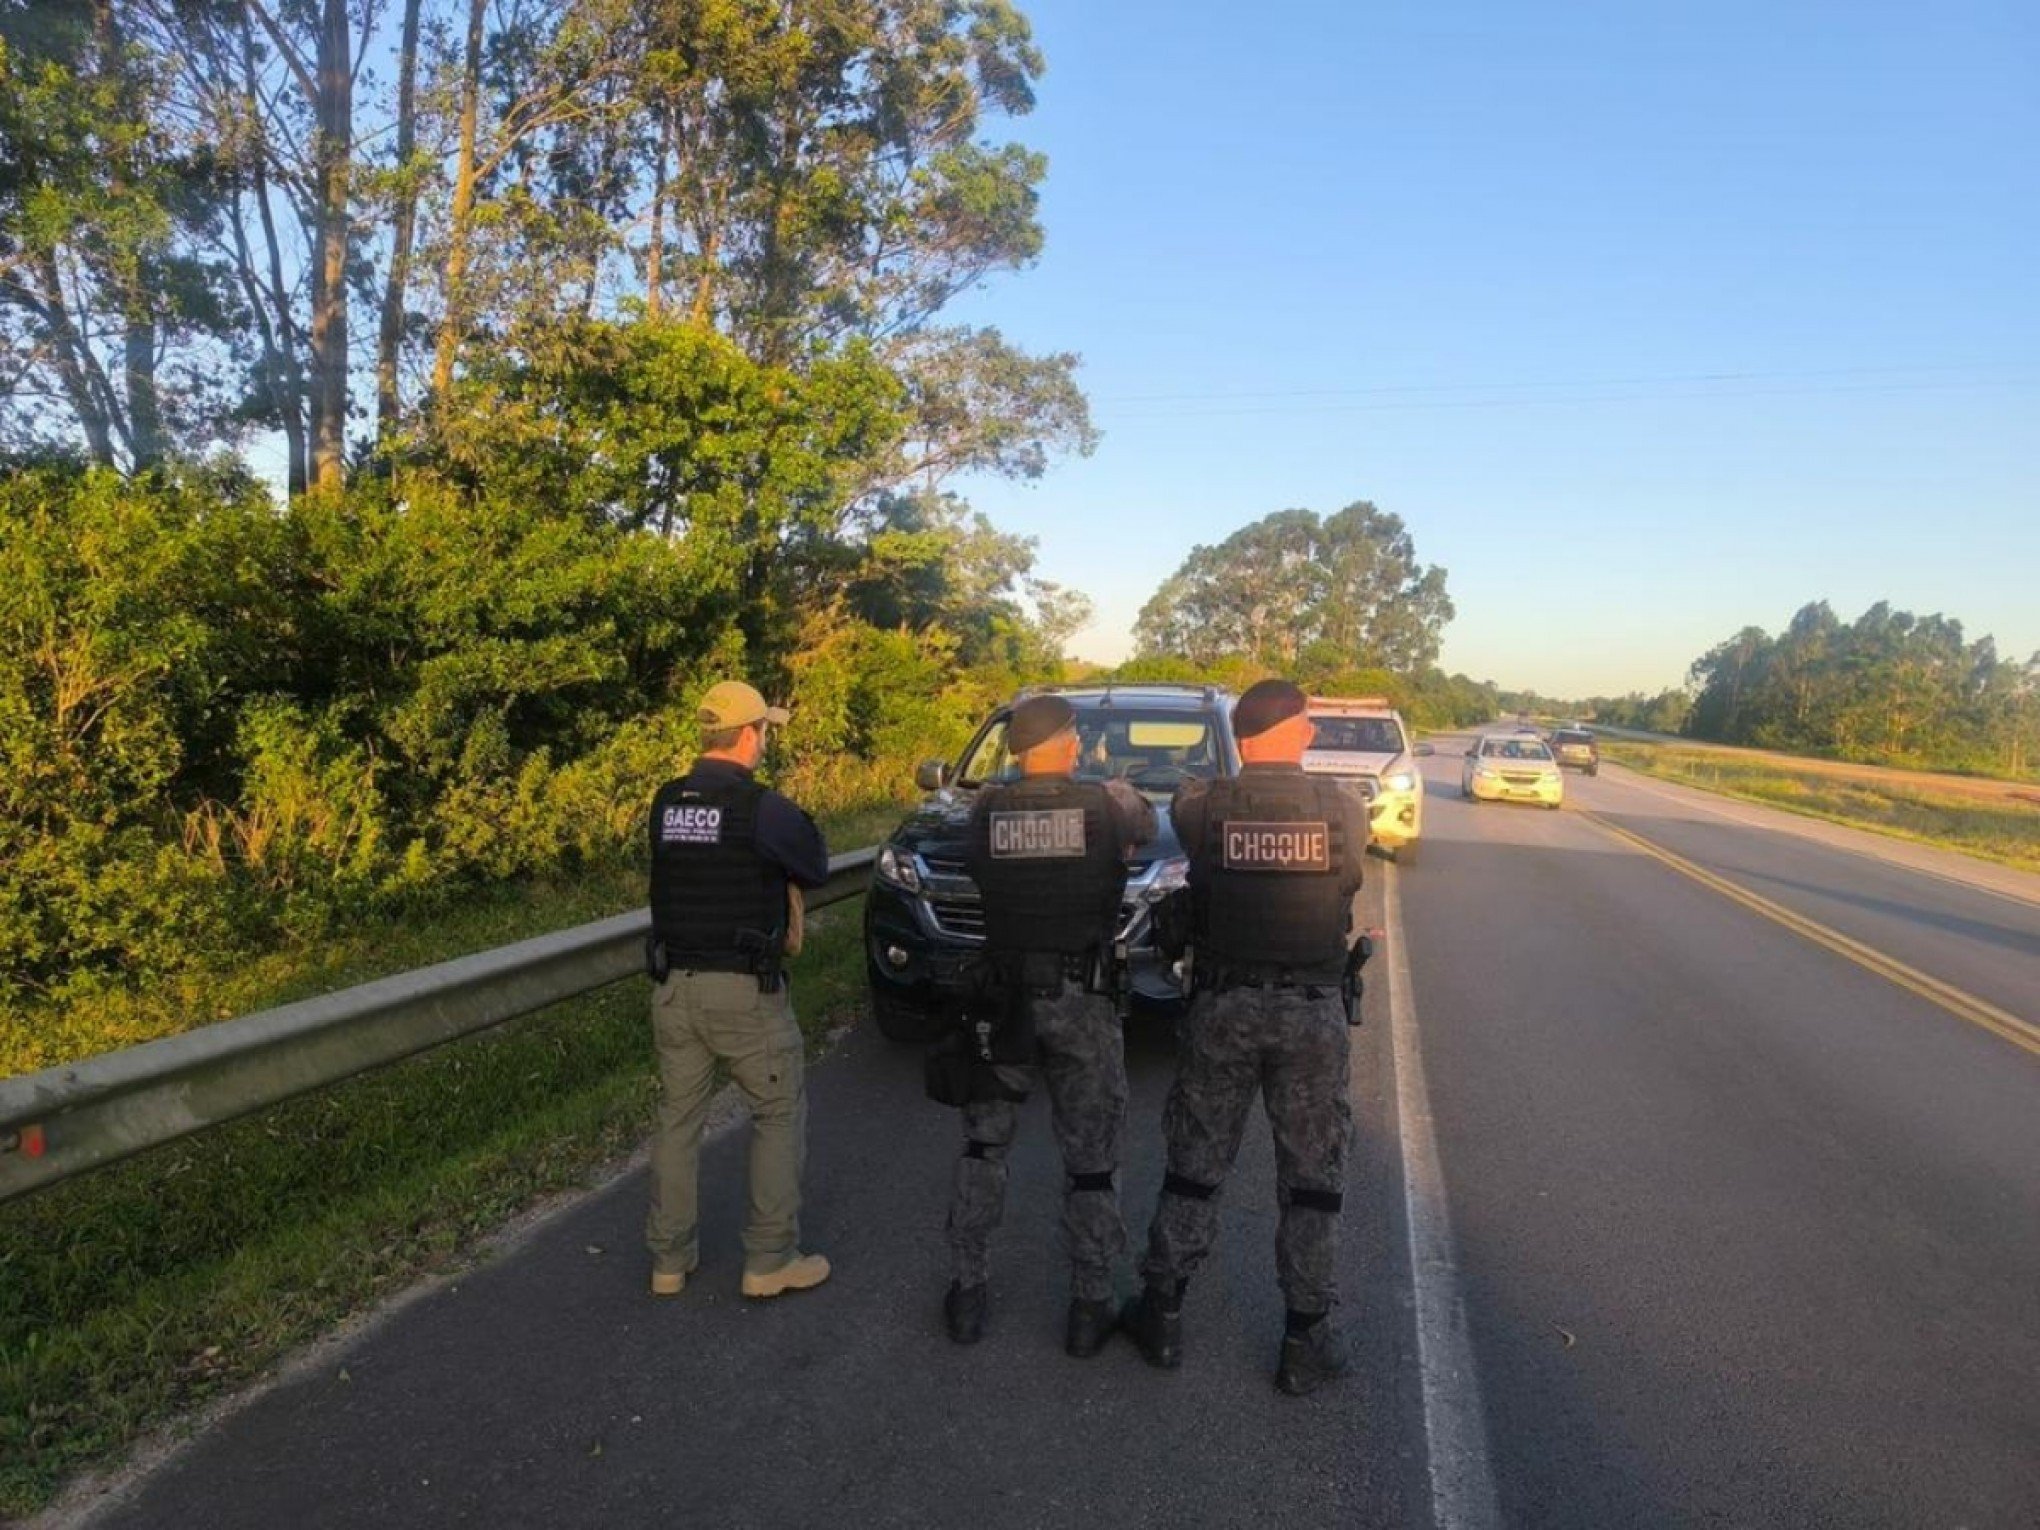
[
  {"x1": 62, "y1": 740, "x2": 2040, "y2": 1529},
  {"x1": 1407, "y1": 736, "x2": 2040, "y2": 1528}
]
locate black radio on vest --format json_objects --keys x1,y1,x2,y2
[
  {"x1": 1191, "y1": 772, "x2": 1352, "y2": 979},
  {"x1": 966, "y1": 776, "x2": 1128, "y2": 957},
  {"x1": 647, "y1": 773, "x2": 786, "y2": 987}
]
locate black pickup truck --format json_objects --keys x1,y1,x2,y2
[{"x1": 862, "y1": 683, "x2": 1241, "y2": 1041}]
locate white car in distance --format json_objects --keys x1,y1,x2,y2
[{"x1": 1301, "y1": 696, "x2": 1432, "y2": 865}]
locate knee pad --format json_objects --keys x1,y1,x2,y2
[{"x1": 1285, "y1": 1186, "x2": 1343, "y2": 1213}]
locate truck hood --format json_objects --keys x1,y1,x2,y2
[{"x1": 1302, "y1": 748, "x2": 1404, "y2": 777}]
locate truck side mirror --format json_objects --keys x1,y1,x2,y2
[
  {"x1": 915, "y1": 760, "x2": 951, "y2": 792},
  {"x1": 1413, "y1": 743, "x2": 1435, "y2": 758}
]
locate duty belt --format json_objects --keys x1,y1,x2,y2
[
  {"x1": 646, "y1": 935, "x2": 785, "y2": 992},
  {"x1": 1206, "y1": 964, "x2": 1340, "y2": 995},
  {"x1": 995, "y1": 949, "x2": 1099, "y2": 994}
]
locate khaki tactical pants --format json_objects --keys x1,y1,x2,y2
[{"x1": 647, "y1": 970, "x2": 806, "y2": 1278}]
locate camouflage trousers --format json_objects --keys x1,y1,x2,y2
[
  {"x1": 1141, "y1": 984, "x2": 1353, "y2": 1314},
  {"x1": 947, "y1": 985, "x2": 1129, "y2": 1302}
]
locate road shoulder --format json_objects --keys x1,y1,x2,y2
[{"x1": 1599, "y1": 762, "x2": 2040, "y2": 910}]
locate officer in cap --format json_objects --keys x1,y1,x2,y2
[
  {"x1": 944, "y1": 693, "x2": 1157, "y2": 1354},
  {"x1": 1122, "y1": 678, "x2": 1370, "y2": 1394},
  {"x1": 645, "y1": 680, "x2": 832, "y2": 1301}
]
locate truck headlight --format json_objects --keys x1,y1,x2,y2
[
  {"x1": 1383, "y1": 770, "x2": 1417, "y2": 793},
  {"x1": 875, "y1": 844, "x2": 922, "y2": 892},
  {"x1": 1139, "y1": 856, "x2": 1190, "y2": 902}
]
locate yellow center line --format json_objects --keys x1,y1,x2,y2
[{"x1": 1579, "y1": 811, "x2": 2040, "y2": 1061}]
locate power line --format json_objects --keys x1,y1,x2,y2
[
  {"x1": 1099, "y1": 363, "x2": 2022, "y2": 403},
  {"x1": 1100, "y1": 373, "x2": 2040, "y2": 420}
]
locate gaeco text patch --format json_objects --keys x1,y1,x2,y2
[
  {"x1": 661, "y1": 804, "x2": 724, "y2": 844},
  {"x1": 1221, "y1": 821, "x2": 1330, "y2": 871},
  {"x1": 990, "y1": 808, "x2": 1087, "y2": 858}
]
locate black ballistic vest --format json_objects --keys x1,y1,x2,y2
[
  {"x1": 1192, "y1": 771, "x2": 1352, "y2": 976},
  {"x1": 648, "y1": 772, "x2": 783, "y2": 967},
  {"x1": 966, "y1": 776, "x2": 1129, "y2": 956}
]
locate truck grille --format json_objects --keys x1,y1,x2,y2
[
  {"x1": 917, "y1": 845, "x2": 1146, "y2": 947},
  {"x1": 927, "y1": 897, "x2": 986, "y2": 939}
]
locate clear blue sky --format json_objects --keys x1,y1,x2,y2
[{"x1": 947, "y1": 0, "x2": 2039, "y2": 697}]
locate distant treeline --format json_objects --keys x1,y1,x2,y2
[
  {"x1": 1108, "y1": 652, "x2": 1498, "y2": 733},
  {"x1": 1523, "y1": 601, "x2": 2039, "y2": 778}
]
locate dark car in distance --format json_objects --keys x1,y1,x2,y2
[
  {"x1": 1551, "y1": 727, "x2": 1600, "y2": 775},
  {"x1": 863, "y1": 684, "x2": 1241, "y2": 1041}
]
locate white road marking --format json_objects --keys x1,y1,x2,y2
[{"x1": 1385, "y1": 861, "x2": 1502, "y2": 1530}]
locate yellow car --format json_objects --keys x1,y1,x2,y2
[{"x1": 1461, "y1": 733, "x2": 1564, "y2": 808}]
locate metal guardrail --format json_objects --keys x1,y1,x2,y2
[{"x1": 0, "y1": 848, "x2": 877, "y2": 1204}]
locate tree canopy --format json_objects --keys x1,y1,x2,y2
[
  {"x1": 1133, "y1": 502, "x2": 1454, "y2": 672},
  {"x1": 0, "y1": 0, "x2": 1104, "y2": 1024},
  {"x1": 1682, "y1": 601, "x2": 2038, "y2": 775},
  {"x1": 0, "y1": 0, "x2": 1081, "y2": 490}
]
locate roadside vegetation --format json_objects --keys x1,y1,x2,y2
[
  {"x1": 0, "y1": 838, "x2": 880, "y2": 1521},
  {"x1": 1599, "y1": 740, "x2": 2040, "y2": 874},
  {"x1": 1510, "y1": 600, "x2": 2039, "y2": 785}
]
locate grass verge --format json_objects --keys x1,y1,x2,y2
[
  {"x1": 0, "y1": 807, "x2": 900, "y2": 1519},
  {"x1": 1600, "y1": 741, "x2": 2040, "y2": 874}
]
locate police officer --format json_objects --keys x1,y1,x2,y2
[
  {"x1": 645, "y1": 680, "x2": 832, "y2": 1301},
  {"x1": 1122, "y1": 678, "x2": 1370, "y2": 1394},
  {"x1": 945, "y1": 694, "x2": 1157, "y2": 1354}
]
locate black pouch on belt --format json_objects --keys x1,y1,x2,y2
[{"x1": 923, "y1": 1032, "x2": 974, "y2": 1108}]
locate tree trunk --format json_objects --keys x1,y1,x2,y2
[
  {"x1": 375, "y1": 0, "x2": 424, "y2": 445},
  {"x1": 25, "y1": 252, "x2": 121, "y2": 466},
  {"x1": 433, "y1": 0, "x2": 486, "y2": 402},
  {"x1": 307, "y1": 0, "x2": 352, "y2": 491},
  {"x1": 95, "y1": 0, "x2": 166, "y2": 470},
  {"x1": 253, "y1": 173, "x2": 309, "y2": 495},
  {"x1": 689, "y1": 183, "x2": 725, "y2": 326},
  {"x1": 646, "y1": 104, "x2": 670, "y2": 317},
  {"x1": 226, "y1": 194, "x2": 306, "y2": 494},
  {"x1": 234, "y1": 5, "x2": 308, "y2": 494}
]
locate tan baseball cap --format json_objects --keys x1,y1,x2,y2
[{"x1": 698, "y1": 680, "x2": 791, "y2": 729}]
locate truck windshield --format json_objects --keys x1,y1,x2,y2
[
  {"x1": 1310, "y1": 717, "x2": 1404, "y2": 753},
  {"x1": 959, "y1": 710, "x2": 1222, "y2": 791}
]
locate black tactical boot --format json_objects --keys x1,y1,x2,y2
[
  {"x1": 1065, "y1": 1297, "x2": 1118, "y2": 1359},
  {"x1": 1274, "y1": 1315, "x2": 1349, "y2": 1396},
  {"x1": 1119, "y1": 1285, "x2": 1183, "y2": 1370},
  {"x1": 944, "y1": 1281, "x2": 989, "y2": 1345}
]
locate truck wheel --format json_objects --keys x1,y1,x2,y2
[
  {"x1": 1395, "y1": 841, "x2": 1419, "y2": 868},
  {"x1": 867, "y1": 971, "x2": 948, "y2": 1044}
]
